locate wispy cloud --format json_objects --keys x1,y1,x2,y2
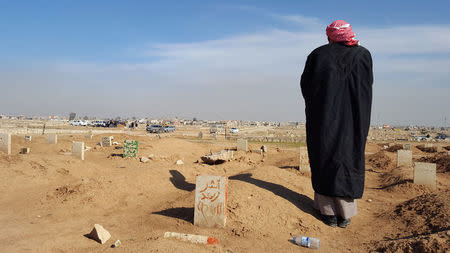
[{"x1": 1, "y1": 14, "x2": 449, "y2": 124}]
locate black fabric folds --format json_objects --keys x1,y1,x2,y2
[{"x1": 300, "y1": 43, "x2": 373, "y2": 199}]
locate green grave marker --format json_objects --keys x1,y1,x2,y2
[{"x1": 123, "y1": 140, "x2": 138, "y2": 158}]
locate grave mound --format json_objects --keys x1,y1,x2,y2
[
  {"x1": 386, "y1": 144, "x2": 403, "y2": 153},
  {"x1": 373, "y1": 190, "x2": 450, "y2": 253},
  {"x1": 416, "y1": 145, "x2": 437, "y2": 153},
  {"x1": 417, "y1": 153, "x2": 450, "y2": 173},
  {"x1": 367, "y1": 151, "x2": 392, "y2": 170}
]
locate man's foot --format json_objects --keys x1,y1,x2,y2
[
  {"x1": 321, "y1": 215, "x2": 337, "y2": 227},
  {"x1": 338, "y1": 217, "x2": 351, "y2": 228}
]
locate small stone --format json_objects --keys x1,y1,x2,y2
[
  {"x1": 112, "y1": 239, "x2": 121, "y2": 248},
  {"x1": 148, "y1": 154, "x2": 155, "y2": 159},
  {"x1": 140, "y1": 157, "x2": 150, "y2": 163},
  {"x1": 89, "y1": 224, "x2": 111, "y2": 244},
  {"x1": 176, "y1": 160, "x2": 184, "y2": 165},
  {"x1": 367, "y1": 199, "x2": 372, "y2": 202},
  {"x1": 85, "y1": 146, "x2": 91, "y2": 151},
  {"x1": 112, "y1": 141, "x2": 119, "y2": 145}
]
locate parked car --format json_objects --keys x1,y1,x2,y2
[
  {"x1": 163, "y1": 126, "x2": 176, "y2": 132},
  {"x1": 70, "y1": 120, "x2": 87, "y2": 126},
  {"x1": 146, "y1": 124, "x2": 164, "y2": 133},
  {"x1": 435, "y1": 133, "x2": 449, "y2": 140},
  {"x1": 229, "y1": 127, "x2": 239, "y2": 134}
]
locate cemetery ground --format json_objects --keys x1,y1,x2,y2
[{"x1": 0, "y1": 128, "x2": 449, "y2": 252}]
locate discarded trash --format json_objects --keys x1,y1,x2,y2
[
  {"x1": 111, "y1": 239, "x2": 121, "y2": 248},
  {"x1": 293, "y1": 236, "x2": 320, "y2": 249},
  {"x1": 163, "y1": 232, "x2": 218, "y2": 245}
]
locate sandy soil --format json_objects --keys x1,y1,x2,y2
[{"x1": 0, "y1": 131, "x2": 449, "y2": 252}]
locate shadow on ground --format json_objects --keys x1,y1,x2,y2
[
  {"x1": 169, "y1": 170, "x2": 195, "y2": 192},
  {"x1": 152, "y1": 207, "x2": 194, "y2": 223},
  {"x1": 229, "y1": 173, "x2": 319, "y2": 219}
]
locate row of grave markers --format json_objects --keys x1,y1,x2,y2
[{"x1": 0, "y1": 133, "x2": 139, "y2": 159}]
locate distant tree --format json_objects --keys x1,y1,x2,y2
[
  {"x1": 69, "y1": 112, "x2": 76, "y2": 121},
  {"x1": 193, "y1": 117, "x2": 198, "y2": 121},
  {"x1": 83, "y1": 116, "x2": 89, "y2": 120}
]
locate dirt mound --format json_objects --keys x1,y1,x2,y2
[
  {"x1": 367, "y1": 151, "x2": 392, "y2": 170},
  {"x1": 373, "y1": 190, "x2": 450, "y2": 252},
  {"x1": 417, "y1": 153, "x2": 450, "y2": 173},
  {"x1": 416, "y1": 145, "x2": 437, "y2": 153},
  {"x1": 386, "y1": 144, "x2": 403, "y2": 153}
]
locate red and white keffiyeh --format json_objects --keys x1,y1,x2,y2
[{"x1": 326, "y1": 20, "x2": 359, "y2": 46}]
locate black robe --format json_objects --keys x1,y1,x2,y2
[{"x1": 300, "y1": 43, "x2": 373, "y2": 199}]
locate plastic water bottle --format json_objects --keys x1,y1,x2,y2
[{"x1": 293, "y1": 236, "x2": 320, "y2": 249}]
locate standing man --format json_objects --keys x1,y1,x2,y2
[{"x1": 300, "y1": 20, "x2": 373, "y2": 228}]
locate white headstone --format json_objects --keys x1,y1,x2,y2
[
  {"x1": 102, "y1": 136, "x2": 112, "y2": 147},
  {"x1": 299, "y1": 146, "x2": 310, "y2": 171},
  {"x1": 194, "y1": 175, "x2": 227, "y2": 228},
  {"x1": 46, "y1": 134, "x2": 57, "y2": 144},
  {"x1": 0, "y1": 133, "x2": 11, "y2": 155},
  {"x1": 414, "y1": 162, "x2": 436, "y2": 188},
  {"x1": 25, "y1": 135, "x2": 32, "y2": 141},
  {"x1": 397, "y1": 150, "x2": 412, "y2": 167},
  {"x1": 237, "y1": 139, "x2": 248, "y2": 152},
  {"x1": 72, "y1": 141, "x2": 85, "y2": 160}
]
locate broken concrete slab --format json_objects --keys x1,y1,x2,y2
[
  {"x1": 88, "y1": 224, "x2": 111, "y2": 244},
  {"x1": 397, "y1": 150, "x2": 412, "y2": 167},
  {"x1": 140, "y1": 157, "x2": 150, "y2": 163},
  {"x1": 201, "y1": 150, "x2": 234, "y2": 165},
  {"x1": 0, "y1": 133, "x2": 11, "y2": 155},
  {"x1": 414, "y1": 162, "x2": 436, "y2": 188},
  {"x1": 194, "y1": 175, "x2": 227, "y2": 228}
]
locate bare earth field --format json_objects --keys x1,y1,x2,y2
[{"x1": 0, "y1": 128, "x2": 449, "y2": 252}]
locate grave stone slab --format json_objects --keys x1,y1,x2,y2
[
  {"x1": 237, "y1": 139, "x2": 248, "y2": 152},
  {"x1": 102, "y1": 136, "x2": 112, "y2": 147},
  {"x1": 123, "y1": 140, "x2": 138, "y2": 158},
  {"x1": 194, "y1": 175, "x2": 227, "y2": 228},
  {"x1": 20, "y1": 148, "x2": 30, "y2": 154},
  {"x1": 72, "y1": 141, "x2": 85, "y2": 160},
  {"x1": 25, "y1": 135, "x2": 32, "y2": 141},
  {"x1": 0, "y1": 133, "x2": 11, "y2": 155},
  {"x1": 46, "y1": 134, "x2": 57, "y2": 144},
  {"x1": 424, "y1": 143, "x2": 433, "y2": 148},
  {"x1": 299, "y1": 146, "x2": 310, "y2": 171},
  {"x1": 397, "y1": 150, "x2": 412, "y2": 167},
  {"x1": 414, "y1": 162, "x2": 436, "y2": 188},
  {"x1": 403, "y1": 144, "x2": 411, "y2": 150}
]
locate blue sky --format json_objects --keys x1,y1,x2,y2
[{"x1": 1, "y1": 1, "x2": 450, "y2": 125}]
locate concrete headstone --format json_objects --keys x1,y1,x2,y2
[
  {"x1": 299, "y1": 146, "x2": 310, "y2": 171},
  {"x1": 102, "y1": 136, "x2": 112, "y2": 147},
  {"x1": 414, "y1": 162, "x2": 436, "y2": 188},
  {"x1": 237, "y1": 139, "x2": 248, "y2": 152},
  {"x1": 194, "y1": 175, "x2": 227, "y2": 228},
  {"x1": 46, "y1": 134, "x2": 57, "y2": 144},
  {"x1": 72, "y1": 141, "x2": 85, "y2": 160},
  {"x1": 0, "y1": 133, "x2": 11, "y2": 155},
  {"x1": 123, "y1": 140, "x2": 138, "y2": 158},
  {"x1": 397, "y1": 150, "x2": 412, "y2": 167}
]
